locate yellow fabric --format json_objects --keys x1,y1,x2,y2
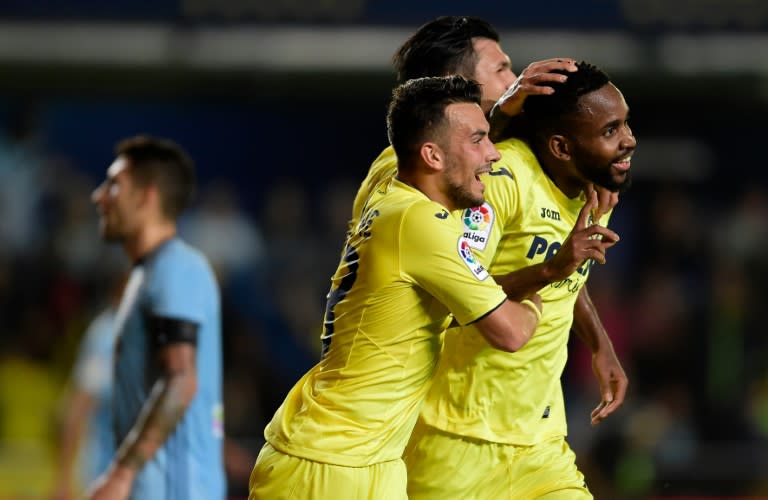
[
  {"x1": 405, "y1": 420, "x2": 592, "y2": 500},
  {"x1": 263, "y1": 179, "x2": 508, "y2": 468},
  {"x1": 419, "y1": 137, "x2": 611, "y2": 446},
  {"x1": 349, "y1": 146, "x2": 397, "y2": 233},
  {"x1": 0, "y1": 357, "x2": 60, "y2": 497},
  {"x1": 249, "y1": 443, "x2": 407, "y2": 500}
]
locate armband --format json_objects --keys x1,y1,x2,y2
[{"x1": 148, "y1": 316, "x2": 199, "y2": 348}]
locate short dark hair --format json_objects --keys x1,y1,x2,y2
[
  {"x1": 116, "y1": 135, "x2": 196, "y2": 220},
  {"x1": 523, "y1": 61, "x2": 611, "y2": 143},
  {"x1": 393, "y1": 16, "x2": 500, "y2": 83},
  {"x1": 387, "y1": 75, "x2": 482, "y2": 168}
]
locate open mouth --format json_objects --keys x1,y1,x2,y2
[{"x1": 612, "y1": 155, "x2": 632, "y2": 172}]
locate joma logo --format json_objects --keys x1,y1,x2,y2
[{"x1": 540, "y1": 207, "x2": 561, "y2": 221}]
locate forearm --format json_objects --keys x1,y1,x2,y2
[
  {"x1": 493, "y1": 262, "x2": 554, "y2": 302},
  {"x1": 56, "y1": 391, "x2": 95, "y2": 481},
  {"x1": 572, "y1": 286, "x2": 614, "y2": 354},
  {"x1": 114, "y1": 373, "x2": 196, "y2": 470},
  {"x1": 488, "y1": 101, "x2": 514, "y2": 143}
]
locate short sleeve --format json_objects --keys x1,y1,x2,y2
[
  {"x1": 148, "y1": 252, "x2": 210, "y2": 325},
  {"x1": 399, "y1": 202, "x2": 507, "y2": 326}
]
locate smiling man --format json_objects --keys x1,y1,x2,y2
[
  {"x1": 248, "y1": 75, "x2": 544, "y2": 500},
  {"x1": 405, "y1": 61, "x2": 636, "y2": 499}
]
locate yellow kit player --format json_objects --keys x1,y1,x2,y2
[
  {"x1": 248, "y1": 76, "x2": 543, "y2": 499},
  {"x1": 405, "y1": 62, "x2": 635, "y2": 498}
]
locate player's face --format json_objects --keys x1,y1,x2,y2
[
  {"x1": 441, "y1": 102, "x2": 501, "y2": 209},
  {"x1": 567, "y1": 83, "x2": 636, "y2": 193},
  {"x1": 470, "y1": 37, "x2": 516, "y2": 115},
  {"x1": 92, "y1": 156, "x2": 144, "y2": 241}
]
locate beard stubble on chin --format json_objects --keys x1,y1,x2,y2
[{"x1": 446, "y1": 177, "x2": 484, "y2": 210}]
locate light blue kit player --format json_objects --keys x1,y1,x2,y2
[{"x1": 89, "y1": 135, "x2": 225, "y2": 500}]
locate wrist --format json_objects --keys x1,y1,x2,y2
[
  {"x1": 519, "y1": 299, "x2": 542, "y2": 322},
  {"x1": 112, "y1": 460, "x2": 139, "y2": 481}
]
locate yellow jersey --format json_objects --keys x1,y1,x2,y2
[
  {"x1": 349, "y1": 146, "x2": 397, "y2": 233},
  {"x1": 419, "y1": 137, "x2": 610, "y2": 446},
  {"x1": 265, "y1": 178, "x2": 508, "y2": 466}
]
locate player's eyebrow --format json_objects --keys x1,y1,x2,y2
[{"x1": 471, "y1": 129, "x2": 489, "y2": 140}]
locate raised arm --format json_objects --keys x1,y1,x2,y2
[
  {"x1": 489, "y1": 58, "x2": 578, "y2": 142},
  {"x1": 492, "y1": 191, "x2": 619, "y2": 301}
]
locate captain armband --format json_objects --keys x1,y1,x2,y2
[
  {"x1": 148, "y1": 315, "x2": 199, "y2": 348},
  {"x1": 519, "y1": 299, "x2": 542, "y2": 322}
]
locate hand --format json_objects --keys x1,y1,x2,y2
[
  {"x1": 544, "y1": 191, "x2": 620, "y2": 281},
  {"x1": 590, "y1": 349, "x2": 628, "y2": 425},
  {"x1": 87, "y1": 464, "x2": 135, "y2": 500},
  {"x1": 585, "y1": 183, "x2": 619, "y2": 222},
  {"x1": 496, "y1": 58, "x2": 578, "y2": 117}
]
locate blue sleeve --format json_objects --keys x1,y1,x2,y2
[{"x1": 149, "y1": 251, "x2": 212, "y2": 325}]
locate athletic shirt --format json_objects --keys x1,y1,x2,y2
[
  {"x1": 419, "y1": 137, "x2": 611, "y2": 446},
  {"x1": 265, "y1": 179, "x2": 508, "y2": 467},
  {"x1": 349, "y1": 146, "x2": 397, "y2": 232},
  {"x1": 113, "y1": 237, "x2": 225, "y2": 500}
]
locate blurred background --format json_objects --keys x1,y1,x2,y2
[{"x1": 0, "y1": 1, "x2": 767, "y2": 499}]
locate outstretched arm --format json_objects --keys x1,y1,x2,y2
[
  {"x1": 572, "y1": 286, "x2": 628, "y2": 425},
  {"x1": 88, "y1": 333, "x2": 198, "y2": 500}
]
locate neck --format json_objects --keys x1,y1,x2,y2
[
  {"x1": 123, "y1": 221, "x2": 177, "y2": 263},
  {"x1": 397, "y1": 172, "x2": 455, "y2": 211},
  {"x1": 538, "y1": 158, "x2": 586, "y2": 199}
]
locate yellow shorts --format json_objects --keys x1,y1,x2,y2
[
  {"x1": 404, "y1": 420, "x2": 592, "y2": 500},
  {"x1": 249, "y1": 442, "x2": 408, "y2": 500}
]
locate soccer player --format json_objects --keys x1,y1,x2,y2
[
  {"x1": 88, "y1": 136, "x2": 226, "y2": 500},
  {"x1": 405, "y1": 61, "x2": 635, "y2": 499},
  {"x1": 350, "y1": 16, "x2": 580, "y2": 230},
  {"x1": 351, "y1": 10, "x2": 627, "y2": 454},
  {"x1": 248, "y1": 75, "x2": 543, "y2": 500}
]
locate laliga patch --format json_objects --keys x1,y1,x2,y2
[
  {"x1": 461, "y1": 203, "x2": 494, "y2": 250},
  {"x1": 458, "y1": 238, "x2": 489, "y2": 280}
]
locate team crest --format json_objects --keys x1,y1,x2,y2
[
  {"x1": 462, "y1": 203, "x2": 494, "y2": 250},
  {"x1": 458, "y1": 238, "x2": 489, "y2": 280}
]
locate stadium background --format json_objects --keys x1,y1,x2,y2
[{"x1": 0, "y1": 1, "x2": 767, "y2": 498}]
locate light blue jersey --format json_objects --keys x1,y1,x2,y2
[{"x1": 113, "y1": 237, "x2": 225, "y2": 500}]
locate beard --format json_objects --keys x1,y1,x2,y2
[
  {"x1": 445, "y1": 175, "x2": 484, "y2": 209},
  {"x1": 443, "y1": 155, "x2": 486, "y2": 209},
  {"x1": 98, "y1": 217, "x2": 127, "y2": 242},
  {"x1": 578, "y1": 159, "x2": 633, "y2": 194}
]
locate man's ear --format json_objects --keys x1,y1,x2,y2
[
  {"x1": 549, "y1": 134, "x2": 572, "y2": 161},
  {"x1": 420, "y1": 142, "x2": 445, "y2": 172},
  {"x1": 141, "y1": 184, "x2": 161, "y2": 212}
]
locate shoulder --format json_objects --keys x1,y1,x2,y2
[
  {"x1": 151, "y1": 239, "x2": 217, "y2": 286},
  {"x1": 493, "y1": 137, "x2": 543, "y2": 190}
]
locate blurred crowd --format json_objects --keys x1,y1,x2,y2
[{"x1": 0, "y1": 99, "x2": 767, "y2": 499}]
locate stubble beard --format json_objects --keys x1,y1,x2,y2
[{"x1": 446, "y1": 177, "x2": 484, "y2": 210}]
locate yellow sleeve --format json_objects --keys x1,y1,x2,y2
[{"x1": 399, "y1": 201, "x2": 507, "y2": 326}]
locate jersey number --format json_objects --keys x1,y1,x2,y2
[{"x1": 321, "y1": 243, "x2": 359, "y2": 359}]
